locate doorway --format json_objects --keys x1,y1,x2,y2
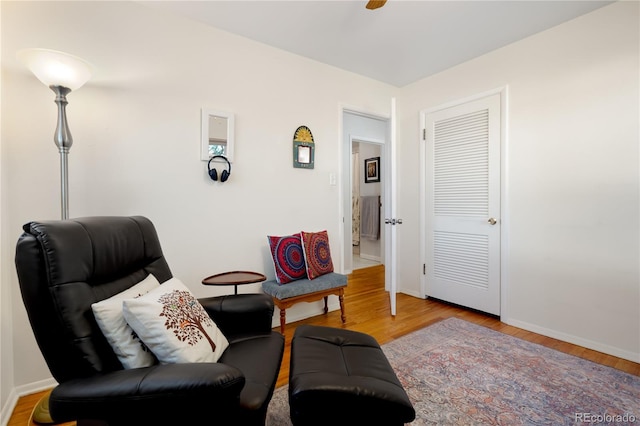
[{"x1": 341, "y1": 110, "x2": 388, "y2": 274}]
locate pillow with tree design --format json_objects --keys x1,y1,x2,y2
[{"x1": 122, "y1": 278, "x2": 228, "y2": 363}]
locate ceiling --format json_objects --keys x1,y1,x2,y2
[{"x1": 144, "y1": 0, "x2": 612, "y2": 87}]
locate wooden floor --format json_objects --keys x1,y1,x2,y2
[{"x1": 8, "y1": 264, "x2": 639, "y2": 425}]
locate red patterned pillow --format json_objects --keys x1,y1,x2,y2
[
  {"x1": 267, "y1": 233, "x2": 308, "y2": 284},
  {"x1": 301, "y1": 230, "x2": 334, "y2": 280}
]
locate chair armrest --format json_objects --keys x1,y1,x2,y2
[
  {"x1": 199, "y1": 293, "x2": 275, "y2": 336},
  {"x1": 50, "y1": 363, "x2": 245, "y2": 423}
]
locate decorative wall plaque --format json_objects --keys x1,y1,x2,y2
[{"x1": 292, "y1": 125, "x2": 315, "y2": 169}]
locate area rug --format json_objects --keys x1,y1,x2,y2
[{"x1": 266, "y1": 318, "x2": 639, "y2": 425}]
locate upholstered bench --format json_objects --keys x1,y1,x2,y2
[
  {"x1": 289, "y1": 325, "x2": 416, "y2": 426},
  {"x1": 261, "y1": 272, "x2": 347, "y2": 334}
]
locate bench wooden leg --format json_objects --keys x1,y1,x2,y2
[
  {"x1": 339, "y1": 289, "x2": 346, "y2": 323},
  {"x1": 270, "y1": 285, "x2": 347, "y2": 334},
  {"x1": 280, "y1": 308, "x2": 286, "y2": 334}
]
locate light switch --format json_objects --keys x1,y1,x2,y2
[{"x1": 329, "y1": 173, "x2": 337, "y2": 186}]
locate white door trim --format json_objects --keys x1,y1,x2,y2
[{"x1": 419, "y1": 86, "x2": 509, "y2": 320}]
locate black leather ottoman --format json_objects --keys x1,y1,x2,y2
[{"x1": 289, "y1": 325, "x2": 415, "y2": 426}]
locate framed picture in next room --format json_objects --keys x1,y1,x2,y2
[{"x1": 364, "y1": 157, "x2": 380, "y2": 183}]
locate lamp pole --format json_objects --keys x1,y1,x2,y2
[
  {"x1": 18, "y1": 47, "x2": 91, "y2": 221},
  {"x1": 51, "y1": 85, "x2": 73, "y2": 220}
]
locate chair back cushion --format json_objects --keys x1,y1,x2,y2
[{"x1": 15, "y1": 216, "x2": 172, "y2": 382}]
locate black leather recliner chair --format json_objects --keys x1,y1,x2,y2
[{"x1": 14, "y1": 216, "x2": 284, "y2": 425}]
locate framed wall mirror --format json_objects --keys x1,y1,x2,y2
[
  {"x1": 292, "y1": 125, "x2": 315, "y2": 169},
  {"x1": 201, "y1": 108, "x2": 235, "y2": 162}
]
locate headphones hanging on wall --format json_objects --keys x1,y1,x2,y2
[{"x1": 207, "y1": 155, "x2": 231, "y2": 182}]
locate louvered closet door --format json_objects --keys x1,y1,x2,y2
[{"x1": 424, "y1": 94, "x2": 501, "y2": 316}]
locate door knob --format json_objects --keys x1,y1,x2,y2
[{"x1": 488, "y1": 218, "x2": 497, "y2": 225}]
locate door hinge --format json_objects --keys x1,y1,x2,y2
[
  {"x1": 422, "y1": 128, "x2": 426, "y2": 140},
  {"x1": 423, "y1": 264, "x2": 426, "y2": 275}
]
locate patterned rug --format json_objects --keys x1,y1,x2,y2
[{"x1": 266, "y1": 318, "x2": 639, "y2": 425}]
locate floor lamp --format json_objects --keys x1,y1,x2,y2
[
  {"x1": 17, "y1": 48, "x2": 91, "y2": 424},
  {"x1": 18, "y1": 48, "x2": 92, "y2": 220}
]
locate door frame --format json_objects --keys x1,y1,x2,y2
[
  {"x1": 419, "y1": 86, "x2": 510, "y2": 320},
  {"x1": 340, "y1": 106, "x2": 390, "y2": 274}
]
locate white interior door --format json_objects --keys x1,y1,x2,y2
[
  {"x1": 423, "y1": 93, "x2": 501, "y2": 316},
  {"x1": 385, "y1": 98, "x2": 398, "y2": 316}
]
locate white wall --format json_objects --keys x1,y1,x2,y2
[
  {"x1": 0, "y1": 0, "x2": 395, "y2": 408},
  {"x1": 0, "y1": 3, "x2": 16, "y2": 423},
  {"x1": 396, "y1": 1, "x2": 639, "y2": 361}
]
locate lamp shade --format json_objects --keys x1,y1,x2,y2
[{"x1": 17, "y1": 48, "x2": 91, "y2": 91}]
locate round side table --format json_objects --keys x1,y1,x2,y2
[{"x1": 202, "y1": 270, "x2": 267, "y2": 295}]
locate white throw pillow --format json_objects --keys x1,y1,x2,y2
[
  {"x1": 122, "y1": 278, "x2": 229, "y2": 364},
  {"x1": 91, "y1": 274, "x2": 160, "y2": 369}
]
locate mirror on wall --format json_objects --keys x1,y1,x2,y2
[{"x1": 201, "y1": 108, "x2": 235, "y2": 162}]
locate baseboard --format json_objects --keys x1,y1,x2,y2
[
  {"x1": 0, "y1": 387, "x2": 18, "y2": 426},
  {"x1": 359, "y1": 253, "x2": 381, "y2": 262},
  {"x1": 503, "y1": 317, "x2": 640, "y2": 363},
  {"x1": 399, "y1": 288, "x2": 423, "y2": 299},
  {"x1": 271, "y1": 300, "x2": 341, "y2": 329},
  {"x1": 1, "y1": 377, "x2": 56, "y2": 426}
]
